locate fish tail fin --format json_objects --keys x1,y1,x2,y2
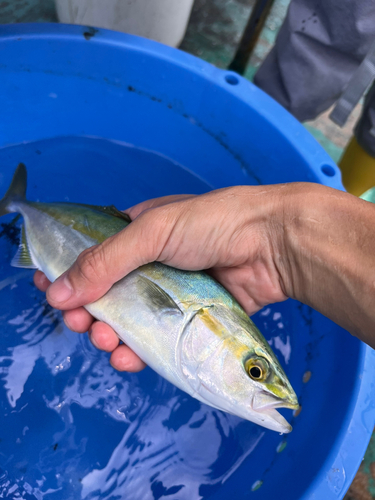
[{"x1": 0, "y1": 163, "x2": 27, "y2": 216}]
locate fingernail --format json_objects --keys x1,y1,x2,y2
[
  {"x1": 63, "y1": 316, "x2": 72, "y2": 331},
  {"x1": 48, "y1": 276, "x2": 73, "y2": 304},
  {"x1": 89, "y1": 330, "x2": 99, "y2": 349}
]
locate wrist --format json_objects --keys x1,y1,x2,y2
[
  {"x1": 275, "y1": 182, "x2": 330, "y2": 302},
  {"x1": 277, "y1": 183, "x2": 375, "y2": 343}
]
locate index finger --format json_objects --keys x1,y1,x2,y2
[
  {"x1": 126, "y1": 194, "x2": 196, "y2": 219},
  {"x1": 46, "y1": 201, "x2": 179, "y2": 310}
]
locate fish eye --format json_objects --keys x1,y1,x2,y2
[
  {"x1": 250, "y1": 366, "x2": 262, "y2": 379},
  {"x1": 245, "y1": 357, "x2": 269, "y2": 382}
]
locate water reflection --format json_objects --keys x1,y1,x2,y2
[
  {"x1": 80, "y1": 396, "x2": 264, "y2": 500},
  {"x1": 0, "y1": 270, "x2": 272, "y2": 499},
  {"x1": 260, "y1": 307, "x2": 292, "y2": 364},
  {"x1": 0, "y1": 188, "x2": 293, "y2": 499}
]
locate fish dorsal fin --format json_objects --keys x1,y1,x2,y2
[
  {"x1": 137, "y1": 276, "x2": 183, "y2": 314},
  {"x1": 11, "y1": 225, "x2": 37, "y2": 269},
  {"x1": 0, "y1": 163, "x2": 27, "y2": 217},
  {"x1": 78, "y1": 204, "x2": 131, "y2": 223}
]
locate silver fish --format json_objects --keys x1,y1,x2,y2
[{"x1": 0, "y1": 164, "x2": 298, "y2": 432}]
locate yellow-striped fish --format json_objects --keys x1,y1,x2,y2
[{"x1": 0, "y1": 164, "x2": 298, "y2": 432}]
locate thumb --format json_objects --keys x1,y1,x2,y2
[{"x1": 46, "y1": 208, "x2": 173, "y2": 310}]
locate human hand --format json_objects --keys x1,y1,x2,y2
[
  {"x1": 34, "y1": 185, "x2": 292, "y2": 370},
  {"x1": 35, "y1": 181, "x2": 375, "y2": 361}
]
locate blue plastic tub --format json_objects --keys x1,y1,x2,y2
[{"x1": 0, "y1": 24, "x2": 374, "y2": 500}]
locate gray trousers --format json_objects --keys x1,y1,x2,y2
[{"x1": 254, "y1": 0, "x2": 375, "y2": 156}]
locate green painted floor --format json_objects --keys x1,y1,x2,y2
[{"x1": 0, "y1": 1, "x2": 374, "y2": 499}]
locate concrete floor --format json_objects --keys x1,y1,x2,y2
[{"x1": 0, "y1": 1, "x2": 373, "y2": 499}]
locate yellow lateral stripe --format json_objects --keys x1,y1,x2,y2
[{"x1": 198, "y1": 308, "x2": 250, "y2": 360}]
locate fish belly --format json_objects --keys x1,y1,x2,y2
[{"x1": 85, "y1": 272, "x2": 192, "y2": 393}]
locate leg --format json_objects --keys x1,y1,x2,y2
[{"x1": 254, "y1": 0, "x2": 375, "y2": 121}]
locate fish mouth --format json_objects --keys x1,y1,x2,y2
[
  {"x1": 261, "y1": 408, "x2": 293, "y2": 433},
  {"x1": 252, "y1": 390, "x2": 299, "y2": 412},
  {"x1": 196, "y1": 382, "x2": 296, "y2": 433},
  {"x1": 248, "y1": 391, "x2": 298, "y2": 434}
]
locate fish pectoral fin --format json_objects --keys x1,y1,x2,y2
[
  {"x1": 137, "y1": 276, "x2": 183, "y2": 314},
  {"x1": 11, "y1": 225, "x2": 38, "y2": 269}
]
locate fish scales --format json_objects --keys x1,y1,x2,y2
[{"x1": 0, "y1": 164, "x2": 299, "y2": 432}]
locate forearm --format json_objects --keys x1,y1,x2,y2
[{"x1": 280, "y1": 183, "x2": 375, "y2": 347}]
